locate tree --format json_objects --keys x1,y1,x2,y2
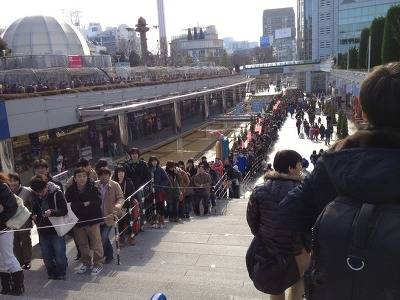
[
  {"x1": 219, "y1": 50, "x2": 230, "y2": 67},
  {"x1": 370, "y1": 17, "x2": 385, "y2": 67},
  {"x1": 382, "y1": 5, "x2": 400, "y2": 64},
  {"x1": 337, "y1": 53, "x2": 347, "y2": 69},
  {"x1": 129, "y1": 51, "x2": 141, "y2": 67},
  {"x1": 358, "y1": 28, "x2": 369, "y2": 69},
  {"x1": 0, "y1": 37, "x2": 8, "y2": 57},
  {"x1": 349, "y1": 47, "x2": 358, "y2": 69},
  {"x1": 252, "y1": 47, "x2": 274, "y2": 64}
]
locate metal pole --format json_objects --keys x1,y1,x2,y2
[
  {"x1": 347, "y1": 48, "x2": 349, "y2": 70},
  {"x1": 367, "y1": 35, "x2": 371, "y2": 72},
  {"x1": 114, "y1": 215, "x2": 121, "y2": 265}
]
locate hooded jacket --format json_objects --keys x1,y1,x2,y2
[
  {"x1": 247, "y1": 171, "x2": 304, "y2": 255},
  {"x1": 279, "y1": 129, "x2": 400, "y2": 233},
  {"x1": 32, "y1": 182, "x2": 68, "y2": 235}
]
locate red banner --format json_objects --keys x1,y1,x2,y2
[{"x1": 68, "y1": 55, "x2": 83, "y2": 68}]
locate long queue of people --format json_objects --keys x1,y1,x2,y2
[{"x1": 0, "y1": 86, "x2": 302, "y2": 297}]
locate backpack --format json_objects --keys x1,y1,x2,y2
[{"x1": 304, "y1": 196, "x2": 400, "y2": 300}]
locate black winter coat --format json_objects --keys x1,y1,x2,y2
[
  {"x1": 279, "y1": 129, "x2": 400, "y2": 234},
  {"x1": 65, "y1": 181, "x2": 103, "y2": 227},
  {"x1": 32, "y1": 182, "x2": 68, "y2": 235},
  {"x1": 247, "y1": 172, "x2": 304, "y2": 256},
  {"x1": 0, "y1": 182, "x2": 18, "y2": 231},
  {"x1": 124, "y1": 159, "x2": 151, "y2": 190}
]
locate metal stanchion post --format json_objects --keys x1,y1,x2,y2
[{"x1": 114, "y1": 215, "x2": 121, "y2": 265}]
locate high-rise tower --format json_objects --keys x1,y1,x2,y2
[{"x1": 157, "y1": 0, "x2": 168, "y2": 65}]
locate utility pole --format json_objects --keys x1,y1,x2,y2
[
  {"x1": 367, "y1": 35, "x2": 371, "y2": 72},
  {"x1": 346, "y1": 47, "x2": 350, "y2": 70}
]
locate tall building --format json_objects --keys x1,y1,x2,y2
[
  {"x1": 311, "y1": 0, "x2": 337, "y2": 60},
  {"x1": 338, "y1": 0, "x2": 398, "y2": 54},
  {"x1": 297, "y1": 0, "x2": 313, "y2": 60},
  {"x1": 157, "y1": 0, "x2": 168, "y2": 65},
  {"x1": 170, "y1": 26, "x2": 224, "y2": 66},
  {"x1": 223, "y1": 38, "x2": 258, "y2": 54},
  {"x1": 262, "y1": 7, "x2": 296, "y2": 61}
]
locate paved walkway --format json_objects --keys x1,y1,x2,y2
[{"x1": 249, "y1": 111, "x2": 357, "y2": 189}]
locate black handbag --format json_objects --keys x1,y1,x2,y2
[{"x1": 246, "y1": 236, "x2": 300, "y2": 295}]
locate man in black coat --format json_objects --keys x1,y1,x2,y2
[{"x1": 124, "y1": 148, "x2": 151, "y2": 190}]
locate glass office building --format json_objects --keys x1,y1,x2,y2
[{"x1": 338, "y1": 0, "x2": 398, "y2": 53}]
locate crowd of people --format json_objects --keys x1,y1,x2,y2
[
  {"x1": 246, "y1": 62, "x2": 400, "y2": 300},
  {"x1": 0, "y1": 82, "x2": 302, "y2": 297}
]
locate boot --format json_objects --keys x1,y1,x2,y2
[
  {"x1": 10, "y1": 270, "x2": 24, "y2": 296},
  {"x1": 0, "y1": 272, "x2": 11, "y2": 295}
]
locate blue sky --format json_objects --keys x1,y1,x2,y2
[{"x1": 1, "y1": 0, "x2": 296, "y2": 51}]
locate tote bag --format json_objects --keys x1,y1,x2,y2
[
  {"x1": 6, "y1": 195, "x2": 31, "y2": 230},
  {"x1": 48, "y1": 192, "x2": 78, "y2": 237}
]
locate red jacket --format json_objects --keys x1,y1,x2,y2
[{"x1": 212, "y1": 162, "x2": 224, "y2": 177}]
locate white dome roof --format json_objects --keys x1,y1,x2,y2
[{"x1": 2, "y1": 16, "x2": 90, "y2": 56}]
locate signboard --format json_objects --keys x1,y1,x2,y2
[
  {"x1": 274, "y1": 27, "x2": 292, "y2": 39},
  {"x1": 68, "y1": 55, "x2": 83, "y2": 68},
  {"x1": 79, "y1": 146, "x2": 93, "y2": 161},
  {"x1": 260, "y1": 36, "x2": 270, "y2": 48}
]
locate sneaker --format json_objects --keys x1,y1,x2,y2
[
  {"x1": 91, "y1": 266, "x2": 103, "y2": 276},
  {"x1": 76, "y1": 264, "x2": 90, "y2": 274}
]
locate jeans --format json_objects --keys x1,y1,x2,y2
[
  {"x1": 39, "y1": 233, "x2": 67, "y2": 277},
  {"x1": 193, "y1": 192, "x2": 209, "y2": 215},
  {"x1": 0, "y1": 232, "x2": 21, "y2": 273},
  {"x1": 100, "y1": 224, "x2": 113, "y2": 260},
  {"x1": 167, "y1": 199, "x2": 178, "y2": 220}
]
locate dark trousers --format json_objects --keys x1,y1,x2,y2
[
  {"x1": 39, "y1": 233, "x2": 67, "y2": 277},
  {"x1": 193, "y1": 192, "x2": 209, "y2": 215},
  {"x1": 167, "y1": 199, "x2": 179, "y2": 220},
  {"x1": 183, "y1": 195, "x2": 193, "y2": 217},
  {"x1": 100, "y1": 224, "x2": 113, "y2": 260},
  {"x1": 13, "y1": 230, "x2": 32, "y2": 264}
]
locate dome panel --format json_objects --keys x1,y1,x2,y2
[{"x1": 2, "y1": 16, "x2": 90, "y2": 56}]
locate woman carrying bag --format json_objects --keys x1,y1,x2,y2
[
  {"x1": 0, "y1": 173, "x2": 24, "y2": 296},
  {"x1": 30, "y1": 175, "x2": 68, "y2": 280}
]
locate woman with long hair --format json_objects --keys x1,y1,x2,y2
[
  {"x1": 0, "y1": 173, "x2": 24, "y2": 295},
  {"x1": 112, "y1": 165, "x2": 135, "y2": 246}
]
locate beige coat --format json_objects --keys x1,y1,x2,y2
[{"x1": 95, "y1": 179, "x2": 124, "y2": 226}]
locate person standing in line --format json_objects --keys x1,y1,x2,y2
[
  {"x1": 95, "y1": 168, "x2": 124, "y2": 264},
  {"x1": 0, "y1": 173, "x2": 24, "y2": 296},
  {"x1": 165, "y1": 161, "x2": 182, "y2": 223},
  {"x1": 185, "y1": 159, "x2": 198, "y2": 218},
  {"x1": 30, "y1": 175, "x2": 68, "y2": 280},
  {"x1": 65, "y1": 168, "x2": 104, "y2": 276},
  {"x1": 32, "y1": 159, "x2": 63, "y2": 192},
  {"x1": 247, "y1": 150, "x2": 310, "y2": 300},
  {"x1": 176, "y1": 162, "x2": 190, "y2": 219},
  {"x1": 148, "y1": 157, "x2": 169, "y2": 228},
  {"x1": 65, "y1": 158, "x2": 98, "y2": 189},
  {"x1": 193, "y1": 163, "x2": 212, "y2": 216},
  {"x1": 112, "y1": 165, "x2": 135, "y2": 246},
  {"x1": 8, "y1": 173, "x2": 34, "y2": 270}
]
